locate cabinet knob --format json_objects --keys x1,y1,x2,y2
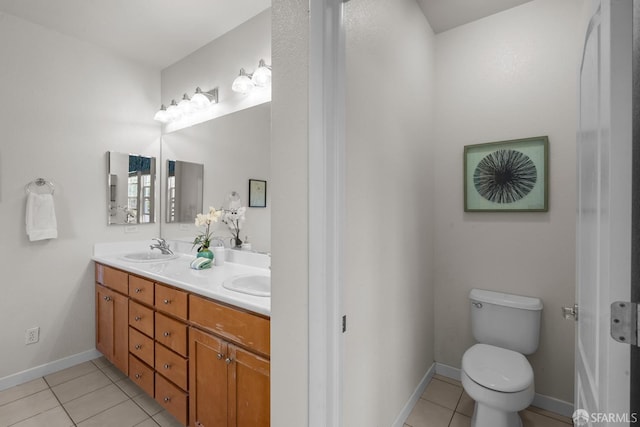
[
  {"x1": 196, "y1": 422, "x2": 204, "y2": 427},
  {"x1": 135, "y1": 288, "x2": 141, "y2": 293},
  {"x1": 103, "y1": 296, "x2": 111, "y2": 302},
  {"x1": 163, "y1": 299, "x2": 171, "y2": 305},
  {"x1": 164, "y1": 396, "x2": 171, "y2": 402},
  {"x1": 134, "y1": 316, "x2": 142, "y2": 321},
  {"x1": 135, "y1": 373, "x2": 141, "y2": 379},
  {"x1": 225, "y1": 357, "x2": 233, "y2": 365},
  {"x1": 217, "y1": 353, "x2": 224, "y2": 360},
  {"x1": 135, "y1": 344, "x2": 142, "y2": 350},
  {"x1": 163, "y1": 331, "x2": 171, "y2": 337},
  {"x1": 163, "y1": 363, "x2": 171, "y2": 370}
]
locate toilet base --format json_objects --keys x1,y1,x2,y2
[{"x1": 471, "y1": 402, "x2": 522, "y2": 427}]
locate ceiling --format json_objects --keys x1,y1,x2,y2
[
  {"x1": 417, "y1": 0, "x2": 534, "y2": 33},
  {"x1": 0, "y1": 0, "x2": 532, "y2": 70}
]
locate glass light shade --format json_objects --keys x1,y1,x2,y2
[
  {"x1": 252, "y1": 60, "x2": 271, "y2": 87},
  {"x1": 153, "y1": 105, "x2": 170, "y2": 123},
  {"x1": 166, "y1": 100, "x2": 183, "y2": 121},
  {"x1": 232, "y1": 69, "x2": 255, "y2": 94},
  {"x1": 178, "y1": 94, "x2": 195, "y2": 114},
  {"x1": 191, "y1": 87, "x2": 217, "y2": 109}
]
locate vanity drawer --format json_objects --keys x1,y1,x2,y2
[
  {"x1": 155, "y1": 313, "x2": 188, "y2": 357},
  {"x1": 129, "y1": 276, "x2": 154, "y2": 306},
  {"x1": 155, "y1": 284, "x2": 188, "y2": 320},
  {"x1": 129, "y1": 301, "x2": 154, "y2": 337},
  {"x1": 129, "y1": 354, "x2": 154, "y2": 397},
  {"x1": 129, "y1": 327, "x2": 154, "y2": 367},
  {"x1": 155, "y1": 373, "x2": 188, "y2": 426},
  {"x1": 95, "y1": 264, "x2": 128, "y2": 295},
  {"x1": 155, "y1": 343, "x2": 188, "y2": 391},
  {"x1": 189, "y1": 295, "x2": 270, "y2": 357}
]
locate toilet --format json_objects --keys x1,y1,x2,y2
[{"x1": 461, "y1": 288, "x2": 543, "y2": 427}]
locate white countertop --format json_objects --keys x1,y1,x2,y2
[{"x1": 92, "y1": 241, "x2": 270, "y2": 317}]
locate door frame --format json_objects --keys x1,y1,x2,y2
[{"x1": 631, "y1": 0, "x2": 640, "y2": 417}]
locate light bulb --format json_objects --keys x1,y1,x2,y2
[
  {"x1": 153, "y1": 105, "x2": 170, "y2": 123},
  {"x1": 232, "y1": 69, "x2": 255, "y2": 94},
  {"x1": 166, "y1": 100, "x2": 183, "y2": 121},
  {"x1": 252, "y1": 59, "x2": 271, "y2": 87},
  {"x1": 191, "y1": 87, "x2": 218, "y2": 109},
  {"x1": 178, "y1": 93, "x2": 195, "y2": 114}
]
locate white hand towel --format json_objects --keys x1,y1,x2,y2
[{"x1": 26, "y1": 193, "x2": 58, "y2": 241}]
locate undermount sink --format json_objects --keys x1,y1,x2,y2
[
  {"x1": 121, "y1": 252, "x2": 179, "y2": 262},
  {"x1": 223, "y1": 274, "x2": 270, "y2": 297}
]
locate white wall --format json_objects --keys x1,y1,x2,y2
[
  {"x1": 270, "y1": 0, "x2": 309, "y2": 425},
  {"x1": 160, "y1": 10, "x2": 271, "y2": 252},
  {"x1": 0, "y1": 12, "x2": 160, "y2": 381},
  {"x1": 433, "y1": 0, "x2": 583, "y2": 403},
  {"x1": 343, "y1": 0, "x2": 436, "y2": 425}
]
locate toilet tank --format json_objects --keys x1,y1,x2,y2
[{"x1": 469, "y1": 288, "x2": 543, "y2": 355}]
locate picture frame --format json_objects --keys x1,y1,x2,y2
[
  {"x1": 464, "y1": 136, "x2": 549, "y2": 212},
  {"x1": 248, "y1": 179, "x2": 267, "y2": 208}
]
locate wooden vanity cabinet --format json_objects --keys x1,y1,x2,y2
[{"x1": 95, "y1": 284, "x2": 128, "y2": 375}]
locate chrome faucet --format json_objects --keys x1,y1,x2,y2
[{"x1": 150, "y1": 238, "x2": 173, "y2": 255}]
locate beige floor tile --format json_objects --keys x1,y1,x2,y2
[
  {"x1": 91, "y1": 357, "x2": 111, "y2": 369},
  {"x1": 0, "y1": 378, "x2": 48, "y2": 406},
  {"x1": 521, "y1": 409, "x2": 573, "y2": 427},
  {"x1": 134, "y1": 418, "x2": 160, "y2": 427},
  {"x1": 63, "y1": 384, "x2": 129, "y2": 423},
  {"x1": 421, "y1": 378, "x2": 463, "y2": 410},
  {"x1": 133, "y1": 392, "x2": 164, "y2": 416},
  {"x1": 77, "y1": 399, "x2": 149, "y2": 427},
  {"x1": 449, "y1": 412, "x2": 471, "y2": 427},
  {"x1": 433, "y1": 374, "x2": 462, "y2": 388},
  {"x1": 52, "y1": 370, "x2": 112, "y2": 403},
  {"x1": 405, "y1": 399, "x2": 453, "y2": 427},
  {"x1": 45, "y1": 361, "x2": 98, "y2": 387},
  {"x1": 526, "y1": 406, "x2": 572, "y2": 424},
  {"x1": 116, "y1": 377, "x2": 145, "y2": 398},
  {"x1": 10, "y1": 405, "x2": 74, "y2": 427},
  {"x1": 97, "y1": 363, "x2": 127, "y2": 382},
  {"x1": 455, "y1": 391, "x2": 475, "y2": 417},
  {"x1": 153, "y1": 410, "x2": 185, "y2": 427},
  {"x1": 0, "y1": 389, "x2": 59, "y2": 426}
]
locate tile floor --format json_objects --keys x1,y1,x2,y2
[
  {"x1": 1, "y1": 361, "x2": 574, "y2": 427},
  {"x1": 0, "y1": 357, "x2": 183, "y2": 427},
  {"x1": 404, "y1": 374, "x2": 574, "y2": 427}
]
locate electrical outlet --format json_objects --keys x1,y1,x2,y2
[{"x1": 25, "y1": 327, "x2": 39, "y2": 345}]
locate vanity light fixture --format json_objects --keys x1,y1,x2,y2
[
  {"x1": 166, "y1": 99, "x2": 183, "y2": 121},
  {"x1": 231, "y1": 68, "x2": 256, "y2": 94},
  {"x1": 252, "y1": 59, "x2": 272, "y2": 87},
  {"x1": 191, "y1": 87, "x2": 219, "y2": 109},
  {"x1": 153, "y1": 104, "x2": 170, "y2": 123}
]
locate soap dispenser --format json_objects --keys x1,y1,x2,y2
[{"x1": 241, "y1": 235, "x2": 252, "y2": 251}]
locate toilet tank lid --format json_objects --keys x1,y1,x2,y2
[{"x1": 470, "y1": 289, "x2": 543, "y2": 311}]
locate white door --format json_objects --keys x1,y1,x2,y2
[{"x1": 575, "y1": 0, "x2": 633, "y2": 425}]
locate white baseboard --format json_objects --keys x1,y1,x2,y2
[
  {"x1": 434, "y1": 362, "x2": 574, "y2": 418},
  {"x1": 391, "y1": 363, "x2": 436, "y2": 427},
  {"x1": 0, "y1": 349, "x2": 102, "y2": 392}
]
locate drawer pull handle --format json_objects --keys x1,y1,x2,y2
[
  {"x1": 225, "y1": 357, "x2": 233, "y2": 365},
  {"x1": 164, "y1": 396, "x2": 171, "y2": 403},
  {"x1": 163, "y1": 363, "x2": 171, "y2": 369},
  {"x1": 103, "y1": 296, "x2": 111, "y2": 302},
  {"x1": 135, "y1": 344, "x2": 142, "y2": 350},
  {"x1": 163, "y1": 331, "x2": 171, "y2": 337},
  {"x1": 163, "y1": 299, "x2": 171, "y2": 305},
  {"x1": 134, "y1": 316, "x2": 142, "y2": 321},
  {"x1": 135, "y1": 288, "x2": 142, "y2": 293},
  {"x1": 135, "y1": 373, "x2": 141, "y2": 379}
]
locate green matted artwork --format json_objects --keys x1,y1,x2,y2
[{"x1": 464, "y1": 136, "x2": 549, "y2": 212}]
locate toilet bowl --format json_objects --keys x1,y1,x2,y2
[
  {"x1": 462, "y1": 343, "x2": 534, "y2": 427},
  {"x1": 461, "y1": 289, "x2": 543, "y2": 427}
]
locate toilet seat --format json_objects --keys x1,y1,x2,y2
[{"x1": 462, "y1": 344, "x2": 533, "y2": 393}]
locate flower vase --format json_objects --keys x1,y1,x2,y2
[
  {"x1": 233, "y1": 237, "x2": 243, "y2": 248},
  {"x1": 197, "y1": 248, "x2": 214, "y2": 260}
]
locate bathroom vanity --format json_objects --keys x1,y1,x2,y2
[{"x1": 93, "y1": 245, "x2": 270, "y2": 427}]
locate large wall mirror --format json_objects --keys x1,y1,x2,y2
[{"x1": 107, "y1": 152, "x2": 156, "y2": 225}]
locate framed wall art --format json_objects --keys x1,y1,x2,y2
[
  {"x1": 464, "y1": 136, "x2": 549, "y2": 212},
  {"x1": 248, "y1": 179, "x2": 267, "y2": 208}
]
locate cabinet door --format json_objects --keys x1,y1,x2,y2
[
  {"x1": 95, "y1": 284, "x2": 129, "y2": 375},
  {"x1": 189, "y1": 328, "x2": 228, "y2": 427},
  {"x1": 228, "y1": 344, "x2": 270, "y2": 427}
]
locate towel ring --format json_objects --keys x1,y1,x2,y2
[{"x1": 25, "y1": 178, "x2": 55, "y2": 195}]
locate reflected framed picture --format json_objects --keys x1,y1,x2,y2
[
  {"x1": 464, "y1": 136, "x2": 549, "y2": 212},
  {"x1": 249, "y1": 179, "x2": 267, "y2": 208}
]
